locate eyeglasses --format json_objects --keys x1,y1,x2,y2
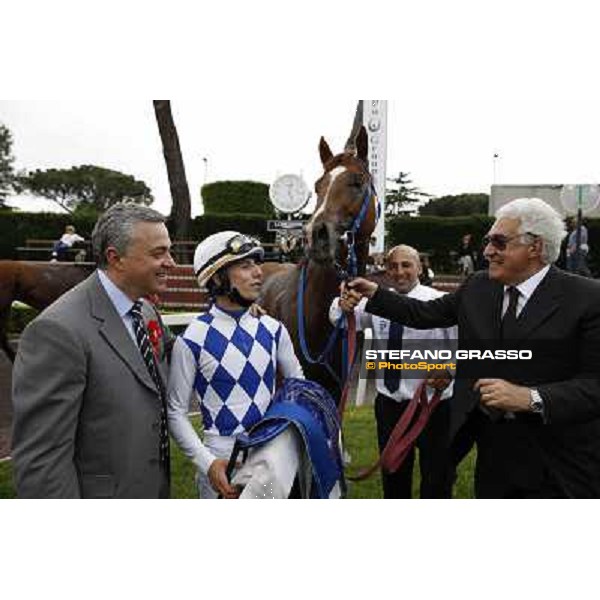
[{"x1": 482, "y1": 233, "x2": 537, "y2": 251}]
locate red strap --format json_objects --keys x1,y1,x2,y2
[
  {"x1": 338, "y1": 311, "x2": 357, "y2": 420},
  {"x1": 381, "y1": 383, "x2": 442, "y2": 474},
  {"x1": 347, "y1": 381, "x2": 442, "y2": 482}
]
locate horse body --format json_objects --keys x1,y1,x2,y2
[
  {"x1": 260, "y1": 260, "x2": 345, "y2": 397},
  {"x1": 260, "y1": 126, "x2": 378, "y2": 403},
  {"x1": 0, "y1": 261, "x2": 93, "y2": 360}
]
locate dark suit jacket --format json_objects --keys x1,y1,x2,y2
[
  {"x1": 12, "y1": 272, "x2": 171, "y2": 498},
  {"x1": 366, "y1": 267, "x2": 600, "y2": 498}
]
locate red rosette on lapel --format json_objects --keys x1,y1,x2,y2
[{"x1": 147, "y1": 320, "x2": 163, "y2": 358}]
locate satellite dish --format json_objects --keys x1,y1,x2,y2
[
  {"x1": 560, "y1": 184, "x2": 600, "y2": 215},
  {"x1": 269, "y1": 175, "x2": 310, "y2": 215}
]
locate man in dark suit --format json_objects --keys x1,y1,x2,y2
[
  {"x1": 12, "y1": 203, "x2": 176, "y2": 498},
  {"x1": 342, "y1": 197, "x2": 600, "y2": 498}
]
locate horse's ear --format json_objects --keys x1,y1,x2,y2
[
  {"x1": 356, "y1": 126, "x2": 368, "y2": 163},
  {"x1": 319, "y1": 137, "x2": 334, "y2": 165}
]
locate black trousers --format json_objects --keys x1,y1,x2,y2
[{"x1": 374, "y1": 393, "x2": 453, "y2": 499}]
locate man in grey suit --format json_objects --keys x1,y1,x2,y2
[{"x1": 12, "y1": 203, "x2": 176, "y2": 498}]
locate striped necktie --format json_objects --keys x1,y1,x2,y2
[{"x1": 130, "y1": 300, "x2": 170, "y2": 473}]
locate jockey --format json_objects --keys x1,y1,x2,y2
[{"x1": 167, "y1": 231, "x2": 305, "y2": 499}]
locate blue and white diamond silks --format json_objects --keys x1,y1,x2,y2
[{"x1": 182, "y1": 305, "x2": 290, "y2": 437}]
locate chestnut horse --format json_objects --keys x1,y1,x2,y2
[
  {"x1": 0, "y1": 261, "x2": 93, "y2": 361},
  {"x1": 260, "y1": 125, "x2": 379, "y2": 403}
]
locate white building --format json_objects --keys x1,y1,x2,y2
[{"x1": 490, "y1": 184, "x2": 600, "y2": 218}]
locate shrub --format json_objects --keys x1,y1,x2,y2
[{"x1": 201, "y1": 181, "x2": 275, "y2": 217}]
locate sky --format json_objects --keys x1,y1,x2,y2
[
  {"x1": 4, "y1": 92, "x2": 600, "y2": 218},
  {"x1": 3, "y1": 4, "x2": 600, "y2": 220}
]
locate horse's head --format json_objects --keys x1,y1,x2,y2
[{"x1": 305, "y1": 125, "x2": 378, "y2": 276}]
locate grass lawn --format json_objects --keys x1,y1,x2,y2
[{"x1": 0, "y1": 406, "x2": 476, "y2": 499}]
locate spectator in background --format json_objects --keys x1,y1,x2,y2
[
  {"x1": 51, "y1": 225, "x2": 85, "y2": 261},
  {"x1": 565, "y1": 217, "x2": 591, "y2": 276},
  {"x1": 457, "y1": 233, "x2": 477, "y2": 276},
  {"x1": 420, "y1": 254, "x2": 435, "y2": 286}
]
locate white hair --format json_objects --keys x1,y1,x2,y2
[{"x1": 495, "y1": 198, "x2": 567, "y2": 264}]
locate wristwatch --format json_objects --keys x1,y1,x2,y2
[{"x1": 529, "y1": 389, "x2": 545, "y2": 415}]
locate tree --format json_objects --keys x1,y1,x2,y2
[
  {"x1": 0, "y1": 123, "x2": 16, "y2": 208},
  {"x1": 420, "y1": 193, "x2": 489, "y2": 217},
  {"x1": 153, "y1": 100, "x2": 191, "y2": 241},
  {"x1": 385, "y1": 171, "x2": 431, "y2": 215},
  {"x1": 18, "y1": 165, "x2": 153, "y2": 215}
]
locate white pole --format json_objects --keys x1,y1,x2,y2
[{"x1": 363, "y1": 100, "x2": 388, "y2": 255}]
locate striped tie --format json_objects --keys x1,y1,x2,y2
[{"x1": 130, "y1": 300, "x2": 170, "y2": 474}]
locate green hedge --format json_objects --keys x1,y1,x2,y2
[
  {"x1": 387, "y1": 215, "x2": 494, "y2": 273},
  {"x1": 201, "y1": 181, "x2": 275, "y2": 217},
  {"x1": 0, "y1": 212, "x2": 97, "y2": 259},
  {"x1": 189, "y1": 213, "x2": 273, "y2": 243}
]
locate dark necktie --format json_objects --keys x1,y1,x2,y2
[
  {"x1": 130, "y1": 300, "x2": 170, "y2": 473},
  {"x1": 384, "y1": 321, "x2": 404, "y2": 394},
  {"x1": 501, "y1": 286, "x2": 521, "y2": 341}
]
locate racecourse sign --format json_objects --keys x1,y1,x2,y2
[{"x1": 267, "y1": 220, "x2": 306, "y2": 233}]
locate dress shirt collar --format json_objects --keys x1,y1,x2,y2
[
  {"x1": 97, "y1": 269, "x2": 138, "y2": 318},
  {"x1": 505, "y1": 264, "x2": 551, "y2": 304}
]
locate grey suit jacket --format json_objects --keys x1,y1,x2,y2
[{"x1": 11, "y1": 272, "x2": 171, "y2": 498}]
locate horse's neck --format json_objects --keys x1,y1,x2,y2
[
  {"x1": 304, "y1": 261, "x2": 341, "y2": 333},
  {"x1": 354, "y1": 238, "x2": 370, "y2": 277},
  {"x1": 306, "y1": 261, "x2": 340, "y2": 293}
]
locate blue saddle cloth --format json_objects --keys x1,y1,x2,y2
[{"x1": 232, "y1": 379, "x2": 345, "y2": 499}]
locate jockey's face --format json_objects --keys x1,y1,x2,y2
[
  {"x1": 386, "y1": 248, "x2": 421, "y2": 294},
  {"x1": 226, "y1": 258, "x2": 263, "y2": 303},
  {"x1": 108, "y1": 221, "x2": 175, "y2": 300}
]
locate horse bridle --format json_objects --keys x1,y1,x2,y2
[
  {"x1": 296, "y1": 174, "x2": 380, "y2": 387},
  {"x1": 336, "y1": 176, "x2": 380, "y2": 280}
]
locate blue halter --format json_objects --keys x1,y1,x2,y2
[{"x1": 296, "y1": 178, "x2": 379, "y2": 383}]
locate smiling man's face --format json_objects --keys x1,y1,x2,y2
[
  {"x1": 483, "y1": 217, "x2": 542, "y2": 285},
  {"x1": 110, "y1": 221, "x2": 175, "y2": 299}
]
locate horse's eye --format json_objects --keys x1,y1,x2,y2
[{"x1": 349, "y1": 174, "x2": 363, "y2": 188}]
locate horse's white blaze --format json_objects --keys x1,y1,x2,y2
[{"x1": 310, "y1": 166, "x2": 347, "y2": 224}]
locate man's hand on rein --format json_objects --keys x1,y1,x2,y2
[
  {"x1": 339, "y1": 278, "x2": 379, "y2": 313},
  {"x1": 346, "y1": 277, "x2": 379, "y2": 299},
  {"x1": 339, "y1": 281, "x2": 364, "y2": 313}
]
